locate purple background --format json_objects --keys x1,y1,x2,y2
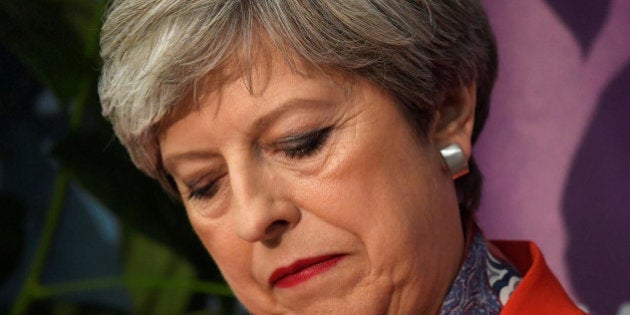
[{"x1": 477, "y1": 1, "x2": 630, "y2": 314}]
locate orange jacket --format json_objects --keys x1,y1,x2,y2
[{"x1": 493, "y1": 240, "x2": 587, "y2": 315}]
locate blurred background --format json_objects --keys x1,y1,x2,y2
[
  {"x1": 0, "y1": 1, "x2": 236, "y2": 314},
  {"x1": 0, "y1": 0, "x2": 628, "y2": 314},
  {"x1": 475, "y1": 1, "x2": 630, "y2": 315}
]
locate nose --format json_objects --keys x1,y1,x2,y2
[{"x1": 228, "y1": 161, "x2": 300, "y2": 244}]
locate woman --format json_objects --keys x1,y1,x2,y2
[{"x1": 99, "y1": 0, "x2": 585, "y2": 313}]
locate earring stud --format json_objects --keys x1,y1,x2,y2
[{"x1": 440, "y1": 143, "x2": 469, "y2": 179}]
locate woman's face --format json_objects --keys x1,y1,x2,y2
[{"x1": 160, "y1": 59, "x2": 465, "y2": 314}]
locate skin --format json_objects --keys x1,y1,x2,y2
[{"x1": 159, "y1": 55, "x2": 477, "y2": 314}]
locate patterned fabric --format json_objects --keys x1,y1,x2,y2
[
  {"x1": 487, "y1": 249, "x2": 522, "y2": 306},
  {"x1": 438, "y1": 232, "x2": 522, "y2": 315}
]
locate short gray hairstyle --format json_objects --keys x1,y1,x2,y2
[{"x1": 99, "y1": 0, "x2": 497, "y2": 210}]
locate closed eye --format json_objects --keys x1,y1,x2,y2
[
  {"x1": 185, "y1": 127, "x2": 332, "y2": 200},
  {"x1": 276, "y1": 126, "x2": 333, "y2": 159},
  {"x1": 187, "y1": 180, "x2": 219, "y2": 201},
  {"x1": 185, "y1": 171, "x2": 226, "y2": 202}
]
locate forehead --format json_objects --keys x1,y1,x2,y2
[
  {"x1": 158, "y1": 51, "x2": 353, "y2": 134},
  {"x1": 157, "y1": 56, "x2": 370, "y2": 177}
]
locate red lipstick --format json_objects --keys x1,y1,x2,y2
[{"x1": 269, "y1": 254, "x2": 345, "y2": 288}]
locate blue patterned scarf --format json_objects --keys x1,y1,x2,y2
[{"x1": 439, "y1": 232, "x2": 522, "y2": 314}]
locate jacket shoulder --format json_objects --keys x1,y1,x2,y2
[{"x1": 491, "y1": 240, "x2": 587, "y2": 315}]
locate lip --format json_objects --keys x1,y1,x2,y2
[{"x1": 269, "y1": 254, "x2": 346, "y2": 288}]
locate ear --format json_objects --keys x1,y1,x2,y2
[{"x1": 431, "y1": 83, "x2": 477, "y2": 160}]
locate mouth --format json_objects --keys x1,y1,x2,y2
[{"x1": 269, "y1": 254, "x2": 346, "y2": 288}]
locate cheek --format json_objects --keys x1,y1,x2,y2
[
  {"x1": 188, "y1": 215, "x2": 253, "y2": 284},
  {"x1": 190, "y1": 219, "x2": 275, "y2": 310},
  {"x1": 300, "y1": 125, "x2": 441, "y2": 239},
  {"x1": 293, "y1": 120, "x2": 456, "y2": 274}
]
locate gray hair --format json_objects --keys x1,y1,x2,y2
[{"x1": 99, "y1": 0, "x2": 497, "y2": 210}]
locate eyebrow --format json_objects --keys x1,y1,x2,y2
[
  {"x1": 252, "y1": 98, "x2": 334, "y2": 132},
  {"x1": 163, "y1": 98, "x2": 336, "y2": 170},
  {"x1": 162, "y1": 151, "x2": 221, "y2": 175}
]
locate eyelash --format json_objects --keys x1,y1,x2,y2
[
  {"x1": 278, "y1": 126, "x2": 333, "y2": 159},
  {"x1": 187, "y1": 177, "x2": 221, "y2": 201},
  {"x1": 186, "y1": 126, "x2": 333, "y2": 201}
]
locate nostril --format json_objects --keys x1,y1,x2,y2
[
  {"x1": 265, "y1": 220, "x2": 289, "y2": 236},
  {"x1": 262, "y1": 220, "x2": 290, "y2": 248}
]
